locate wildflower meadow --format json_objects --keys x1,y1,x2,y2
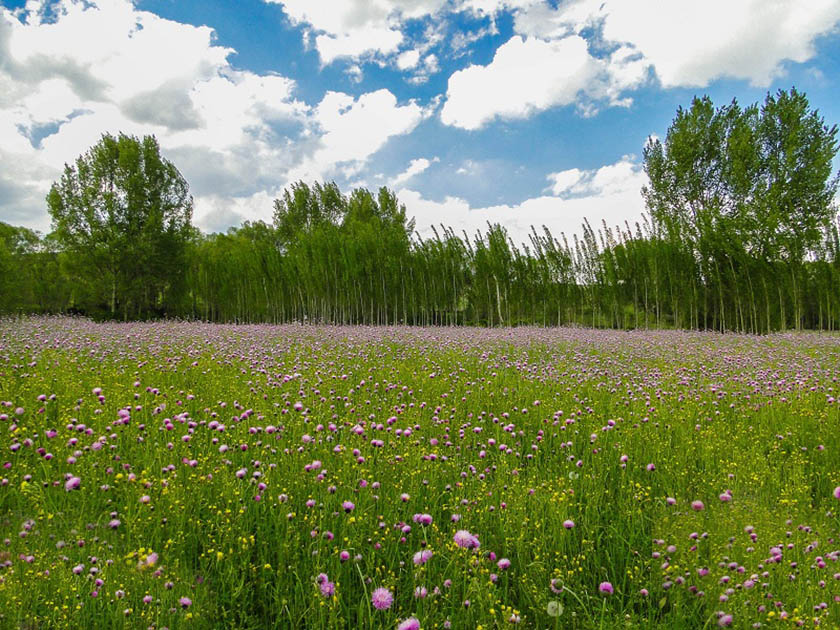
[{"x1": 1, "y1": 316, "x2": 839, "y2": 629}]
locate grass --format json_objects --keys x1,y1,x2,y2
[{"x1": 0, "y1": 317, "x2": 839, "y2": 629}]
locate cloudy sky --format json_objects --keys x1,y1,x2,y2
[{"x1": 2, "y1": 0, "x2": 839, "y2": 244}]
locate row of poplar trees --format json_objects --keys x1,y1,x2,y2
[{"x1": 1, "y1": 88, "x2": 838, "y2": 332}]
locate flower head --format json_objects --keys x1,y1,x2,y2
[
  {"x1": 599, "y1": 582, "x2": 614, "y2": 595},
  {"x1": 397, "y1": 618, "x2": 421, "y2": 630},
  {"x1": 453, "y1": 530, "x2": 480, "y2": 549},
  {"x1": 372, "y1": 587, "x2": 394, "y2": 610}
]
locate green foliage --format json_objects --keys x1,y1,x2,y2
[
  {"x1": 3, "y1": 319, "x2": 840, "y2": 629},
  {"x1": 46, "y1": 133, "x2": 194, "y2": 319},
  {"x1": 5, "y1": 88, "x2": 839, "y2": 331}
]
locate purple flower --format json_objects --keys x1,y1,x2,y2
[
  {"x1": 413, "y1": 549, "x2": 433, "y2": 565},
  {"x1": 497, "y1": 558, "x2": 511, "y2": 570},
  {"x1": 563, "y1": 519, "x2": 575, "y2": 529},
  {"x1": 179, "y1": 596, "x2": 192, "y2": 608},
  {"x1": 65, "y1": 476, "x2": 81, "y2": 491},
  {"x1": 833, "y1": 487, "x2": 840, "y2": 500},
  {"x1": 691, "y1": 500, "x2": 705, "y2": 511},
  {"x1": 599, "y1": 582, "x2": 614, "y2": 595},
  {"x1": 320, "y1": 580, "x2": 335, "y2": 597},
  {"x1": 342, "y1": 501, "x2": 355, "y2": 513},
  {"x1": 371, "y1": 587, "x2": 393, "y2": 610},
  {"x1": 453, "y1": 530, "x2": 480, "y2": 549},
  {"x1": 397, "y1": 618, "x2": 421, "y2": 630},
  {"x1": 412, "y1": 513, "x2": 433, "y2": 525}
]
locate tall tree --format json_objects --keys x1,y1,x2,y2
[
  {"x1": 47, "y1": 133, "x2": 194, "y2": 318},
  {"x1": 643, "y1": 89, "x2": 839, "y2": 330}
]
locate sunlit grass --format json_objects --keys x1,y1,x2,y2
[{"x1": 1, "y1": 317, "x2": 838, "y2": 629}]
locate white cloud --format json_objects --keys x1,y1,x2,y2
[
  {"x1": 546, "y1": 168, "x2": 584, "y2": 196},
  {"x1": 194, "y1": 190, "x2": 277, "y2": 233},
  {"x1": 515, "y1": 0, "x2": 840, "y2": 88},
  {"x1": 392, "y1": 156, "x2": 438, "y2": 186},
  {"x1": 271, "y1": 0, "x2": 448, "y2": 63},
  {"x1": 396, "y1": 48, "x2": 421, "y2": 70},
  {"x1": 0, "y1": 1, "x2": 427, "y2": 233},
  {"x1": 547, "y1": 156, "x2": 645, "y2": 197},
  {"x1": 315, "y1": 26, "x2": 403, "y2": 64},
  {"x1": 440, "y1": 35, "x2": 603, "y2": 130},
  {"x1": 400, "y1": 156, "x2": 647, "y2": 246},
  {"x1": 289, "y1": 89, "x2": 429, "y2": 182}
]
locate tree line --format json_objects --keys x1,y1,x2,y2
[{"x1": 1, "y1": 88, "x2": 838, "y2": 332}]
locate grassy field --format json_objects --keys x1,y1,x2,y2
[{"x1": 1, "y1": 317, "x2": 839, "y2": 629}]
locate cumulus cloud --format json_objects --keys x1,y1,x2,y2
[
  {"x1": 0, "y1": 0, "x2": 427, "y2": 233},
  {"x1": 441, "y1": 0, "x2": 840, "y2": 130},
  {"x1": 396, "y1": 48, "x2": 421, "y2": 70},
  {"x1": 391, "y1": 156, "x2": 438, "y2": 187},
  {"x1": 547, "y1": 156, "x2": 645, "y2": 198},
  {"x1": 288, "y1": 89, "x2": 430, "y2": 182},
  {"x1": 401, "y1": 156, "x2": 648, "y2": 246},
  {"x1": 515, "y1": 0, "x2": 840, "y2": 88},
  {"x1": 440, "y1": 35, "x2": 604, "y2": 129},
  {"x1": 270, "y1": 0, "x2": 448, "y2": 63}
]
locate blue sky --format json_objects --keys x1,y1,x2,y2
[{"x1": 1, "y1": 0, "x2": 839, "y2": 244}]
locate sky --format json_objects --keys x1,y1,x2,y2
[{"x1": 1, "y1": 0, "x2": 839, "y2": 245}]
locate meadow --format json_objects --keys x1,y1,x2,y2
[{"x1": 1, "y1": 317, "x2": 839, "y2": 629}]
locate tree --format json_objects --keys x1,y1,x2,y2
[
  {"x1": 643, "y1": 89, "x2": 839, "y2": 330},
  {"x1": 47, "y1": 133, "x2": 194, "y2": 318}
]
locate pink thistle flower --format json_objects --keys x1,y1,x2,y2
[
  {"x1": 413, "y1": 513, "x2": 433, "y2": 525},
  {"x1": 371, "y1": 587, "x2": 393, "y2": 610},
  {"x1": 397, "y1": 618, "x2": 421, "y2": 630},
  {"x1": 599, "y1": 582, "x2": 614, "y2": 595},
  {"x1": 453, "y1": 530, "x2": 480, "y2": 549}
]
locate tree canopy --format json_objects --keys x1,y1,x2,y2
[
  {"x1": 642, "y1": 89, "x2": 838, "y2": 329},
  {"x1": 2, "y1": 88, "x2": 837, "y2": 331},
  {"x1": 46, "y1": 133, "x2": 194, "y2": 319}
]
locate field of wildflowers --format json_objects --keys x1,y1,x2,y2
[{"x1": 1, "y1": 317, "x2": 839, "y2": 629}]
